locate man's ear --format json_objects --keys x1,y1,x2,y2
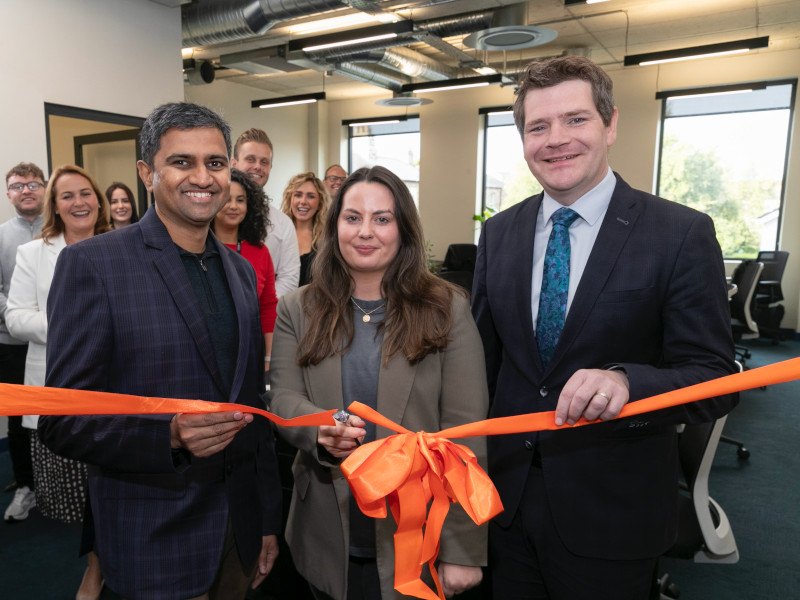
[{"x1": 136, "y1": 160, "x2": 154, "y2": 192}]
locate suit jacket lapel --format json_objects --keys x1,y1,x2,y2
[
  {"x1": 547, "y1": 174, "x2": 642, "y2": 371},
  {"x1": 140, "y1": 210, "x2": 226, "y2": 396},
  {"x1": 45, "y1": 234, "x2": 67, "y2": 268},
  {"x1": 376, "y1": 352, "x2": 416, "y2": 435},
  {"x1": 512, "y1": 195, "x2": 546, "y2": 374}
]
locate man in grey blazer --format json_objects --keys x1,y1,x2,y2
[
  {"x1": 39, "y1": 103, "x2": 281, "y2": 599},
  {"x1": 472, "y1": 56, "x2": 737, "y2": 599}
]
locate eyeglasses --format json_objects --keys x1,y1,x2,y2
[
  {"x1": 8, "y1": 182, "x2": 45, "y2": 193},
  {"x1": 325, "y1": 175, "x2": 346, "y2": 184}
]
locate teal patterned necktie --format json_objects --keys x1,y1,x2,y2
[{"x1": 536, "y1": 207, "x2": 580, "y2": 367}]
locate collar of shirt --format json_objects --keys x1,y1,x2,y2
[
  {"x1": 540, "y1": 167, "x2": 616, "y2": 227},
  {"x1": 175, "y1": 235, "x2": 220, "y2": 259}
]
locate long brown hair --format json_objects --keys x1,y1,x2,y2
[
  {"x1": 281, "y1": 172, "x2": 328, "y2": 250},
  {"x1": 41, "y1": 165, "x2": 111, "y2": 244},
  {"x1": 297, "y1": 165, "x2": 459, "y2": 367}
]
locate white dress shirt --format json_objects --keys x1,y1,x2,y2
[
  {"x1": 531, "y1": 168, "x2": 616, "y2": 329},
  {"x1": 265, "y1": 198, "x2": 301, "y2": 298}
]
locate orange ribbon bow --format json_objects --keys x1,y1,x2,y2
[
  {"x1": 341, "y1": 356, "x2": 800, "y2": 600},
  {"x1": 341, "y1": 403, "x2": 503, "y2": 600}
]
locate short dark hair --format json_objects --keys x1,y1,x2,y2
[
  {"x1": 233, "y1": 128, "x2": 273, "y2": 159},
  {"x1": 139, "y1": 102, "x2": 231, "y2": 167},
  {"x1": 513, "y1": 56, "x2": 615, "y2": 134},
  {"x1": 6, "y1": 162, "x2": 46, "y2": 185},
  {"x1": 105, "y1": 182, "x2": 140, "y2": 226},
  {"x1": 216, "y1": 169, "x2": 270, "y2": 245}
]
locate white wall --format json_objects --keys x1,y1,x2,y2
[
  {"x1": 0, "y1": 0, "x2": 183, "y2": 219},
  {"x1": 0, "y1": 0, "x2": 183, "y2": 437}
]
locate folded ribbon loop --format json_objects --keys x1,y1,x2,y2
[{"x1": 341, "y1": 402, "x2": 503, "y2": 600}]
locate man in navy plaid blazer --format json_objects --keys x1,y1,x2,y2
[{"x1": 39, "y1": 103, "x2": 281, "y2": 599}]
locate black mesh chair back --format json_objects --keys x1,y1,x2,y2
[
  {"x1": 755, "y1": 250, "x2": 788, "y2": 282},
  {"x1": 729, "y1": 260, "x2": 763, "y2": 330},
  {"x1": 441, "y1": 244, "x2": 477, "y2": 273}
]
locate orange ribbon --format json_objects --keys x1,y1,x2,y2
[
  {"x1": 0, "y1": 383, "x2": 336, "y2": 428},
  {"x1": 341, "y1": 356, "x2": 800, "y2": 600}
]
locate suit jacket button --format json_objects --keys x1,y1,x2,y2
[
  {"x1": 225, "y1": 465, "x2": 233, "y2": 475},
  {"x1": 539, "y1": 387, "x2": 548, "y2": 397},
  {"x1": 524, "y1": 440, "x2": 534, "y2": 451}
]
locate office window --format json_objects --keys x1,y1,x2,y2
[
  {"x1": 347, "y1": 117, "x2": 420, "y2": 205},
  {"x1": 480, "y1": 108, "x2": 541, "y2": 217},
  {"x1": 656, "y1": 81, "x2": 795, "y2": 258}
]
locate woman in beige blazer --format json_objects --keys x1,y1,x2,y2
[{"x1": 270, "y1": 165, "x2": 489, "y2": 600}]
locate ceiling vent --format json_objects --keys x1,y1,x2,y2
[{"x1": 463, "y1": 3, "x2": 557, "y2": 52}]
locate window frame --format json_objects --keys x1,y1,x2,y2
[{"x1": 654, "y1": 79, "x2": 797, "y2": 256}]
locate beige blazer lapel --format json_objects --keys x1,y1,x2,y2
[
  {"x1": 307, "y1": 353, "x2": 345, "y2": 411},
  {"x1": 375, "y1": 352, "x2": 417, "y2": 437}
]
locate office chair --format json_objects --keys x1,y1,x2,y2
[
  {"x1": 439, "y1": 269, "x2": 474, "y2": 294},
  {"x1": 439, "y1": 243, "x2": 478, "y2": 295},
  {"x1": 659, "y1": 414, "x2": 739, "y2": 599},
  {"x1": 441, "y1": 243, "x2": 477, "y2": 272},
  {"x1": 729, "y1": 259, "x2": 764, "y2": 366},
  {"x1": 753, "y1": 250, "x2": 789, "y2": 343}
]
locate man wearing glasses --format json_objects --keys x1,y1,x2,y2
[
  {"x1": 322, "y1": 164, "x2": 347, "y2": 200},
  {"x1": 1, "y1": 162, "x2": 45, "y2": 521}
]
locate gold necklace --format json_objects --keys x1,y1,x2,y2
[{"x1": 351, "y1": 297, "x2": 385, "y2": 323}]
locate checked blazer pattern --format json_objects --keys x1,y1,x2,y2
[{"x1": 39, "y1": 209, "x2": 282, "y2": 599}]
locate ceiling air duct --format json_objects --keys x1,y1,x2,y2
[{"x1": 182, "y1": 0, "x2": 345, "y2": 47}]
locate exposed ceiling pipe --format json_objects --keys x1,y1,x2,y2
[
  {"x1": 417, "y1": 10, "x2": 494, "y2": 39},
  {"x1": 302, "y1": 36, "x2": 413, "y2": 63},
  {"x1": 334, "y1": 62, "x2": 408, "y2": 91},
  {"x1": 377, "y1": 47, "x2": 454, "y2": 80},
  {"x1": 182, "y1": 0, "x2": 345, "y2": 47},
  {"x1": 310, "y1": 45, "x2": 453, "y2": 80}
]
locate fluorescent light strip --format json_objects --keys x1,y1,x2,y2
[
  {"x1": 252, "y1": 92, "x2": 326, "y2": 109},
  {"x1": 674, "y1": 89, "x2": 752, "y2": 100},
  {"x1": 348, "y1": 119, "x2": 400, "y2": 127},
  {"x1": 258, "y1": 98, "x2": 318, "y2": 108},
  {"x1": 303, "y1": 32, "x2": 398, "y2": 52},
  {"x1": 419, "y1": 81, "x2": 491, "y2": 93},
  {"x1": 639, "y1": 48, "x2": 749, "y2": 66}
]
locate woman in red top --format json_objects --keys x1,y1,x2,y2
[{"x1": 213, "y1": 169, "x2": 278, "y2": 372}]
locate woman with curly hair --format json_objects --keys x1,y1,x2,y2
[
  {"x1": 281, "y1": 172, "x2": 328, "y2": 286},
  {"x1": 213, "y1": 168, "x2": 277, "y2": 370}
]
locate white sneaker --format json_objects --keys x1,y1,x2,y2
[{"x1": 4, "y1": 486, "x2": 35, "y2": 521}]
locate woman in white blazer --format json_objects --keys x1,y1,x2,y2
[{"x1": 5, "y1": 164, "x2": 111, "y2": 600}]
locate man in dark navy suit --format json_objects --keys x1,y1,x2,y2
[
  {"x1": 40, "y1": 102, "x2": 281, "y2": 599},
  {"x1": 472, "y1": 56, "x2": 737, "y2": 599}
]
